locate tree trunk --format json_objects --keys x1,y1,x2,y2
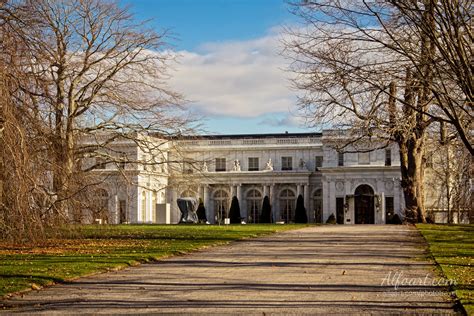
[{"x1": 399, "y1": 137, "x2": 426, "y2": 223}]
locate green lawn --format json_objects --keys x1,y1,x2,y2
[
  {"x1": 417, "y1": 224, "x2": 474, "y2": 314},
  {"x1": 0, "y1": 224, "x2": 307, "y2": 297}
]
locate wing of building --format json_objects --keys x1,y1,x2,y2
[{"x1": 87, "y1": 131, "x2": 409, "y2": 225}]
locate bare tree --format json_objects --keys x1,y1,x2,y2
[
  {"x1": 0, "y1": 2, "x2": 55, "y2": 241},
  {"x1": 285, "y1": 0, "x2": 472, "y2": 222},
  {"x1": 0, "y1": 0, "x2": 193, "y2": 241},
  {"x1": 15, "y1": 0, "x2": 192, "y2": 215}
]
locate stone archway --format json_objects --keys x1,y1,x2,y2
[{"x1": 354, "y1": 184, "x2": 374, "y2": 224}]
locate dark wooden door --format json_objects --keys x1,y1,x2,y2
[{"x1": 354, "y1": 185, "x2": 374, "y2": 224}]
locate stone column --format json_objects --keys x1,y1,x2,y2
[
  {"x1": 198, "y1": 186, "x2": 204, "y2": 201},
  {"x1": 171, "y1": 188, "x2": 178, "y2": 224},
  {"x1": 322, "y1": 179, "x2": 330, "y2": 222},
  {"x1": 114, "y1": 194, "x2": 119, "y2": 224},
  {"x1": 379, "y1": 192, "x2": 385, "y2": 224},
  {"x1": 270, "y1": 184, "x2": 277, "y2": 222},
  {"x1": 263, "y1": 184, "x2": 269, "y2": 198},
  {"x1": 203, "y1": 185, "x2": 211, "y2": 223},
  {"x1": 303, "y1": 184, "x2": 309, "y2": 221},
  {"x1": 147, "y1": 190, "x2": 153, "y2": 223},
  {"x1": 236, "y1": 184, "x2": 244, "y2": 220},
  {"x1": 296, "y1": 184, "x2": 302, "y2": 197},
  {"x1": 236, "y1": 184, "x2": 242, "y2": 201},
  {"x1": 392, "y1": 179, "x2": 399, "y2": 216}
]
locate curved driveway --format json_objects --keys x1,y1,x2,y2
[{"x1": 2, "y1": 225, "x2": 457, "y2": 314}]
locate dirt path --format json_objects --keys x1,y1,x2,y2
[{"x1": 1, "y1": 225, "x2": 457, "y2": 314}]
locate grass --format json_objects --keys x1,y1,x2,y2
[
  {"x1": 416, "y1": 224, "x2": 474, "y2": 315},
  {"x1": 0, "y1": 224, "x2": 307, "y2": 298}
]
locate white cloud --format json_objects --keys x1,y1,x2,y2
[
  {"x1": 168, "y1": 29, "x2": 296, "y2": 118},
  {"x1": 259, "y1": 115, "x2": 306, "y2": 128}
]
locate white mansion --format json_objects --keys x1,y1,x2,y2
[{"x1": 88, "y1": 131, "x2": 404, "y2": 225}]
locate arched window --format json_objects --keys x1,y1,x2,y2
[
  {"x1": 180, "y1": 190, "x2": 197, "y2": 198},
  {"x1": 313, "y1": 188, "x2": 323, "y2": 223},
  {"x1": 141, "y1": 190, "x2": 146, "y2": 222},
  {"x1": 246, "y1": 189, "x2": 262, "y2": 223},
  {"x1": 213, "y1": 189, "x2": 229, "y2": 223},
  {"x1": 279, "y1": 189, "x2": 296, "y2": 223}
]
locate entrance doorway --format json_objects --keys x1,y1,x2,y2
[{"x1": 354, "y1": 185, "x2": 374, "y2": 224}]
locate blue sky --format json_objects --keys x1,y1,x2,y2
[{"x1": 123, "y1": 0, "x2": 310, "y2": 134}]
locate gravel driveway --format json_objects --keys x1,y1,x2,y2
[{"x1": 1, "y1": 225, "x2": 458, "y2": 314}]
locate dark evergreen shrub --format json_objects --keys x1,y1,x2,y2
[
  {"x1": 196, "y1": 198, "x2": 207, "y2": 222},
  {"x1": 229, "y1": 196, "x2": 241, "y2": 224},
  {"x1": 294, "y1": 194, "x2": 308, "y2": 223},
  {"x1": 425, "y1": 214, "x2": 435, "y2": 224},
  {"x1": 391, "y1": 213, "x2": 402, "y2": 224},
  {"x1": 260, "y1": 196, "x2": 272, "y2": 223},
  {"x1": 326, "y1": 213, "x2": 336, "y2": 224}
]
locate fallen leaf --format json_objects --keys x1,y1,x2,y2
[{"x1": 31, "y1": 283, "x2": 41, "y2": 290}]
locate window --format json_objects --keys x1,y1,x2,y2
[
  {"x1": 248, "y1": 157, "x2": 259, "y2": 171},
  {"x1": 338, "y1": 152, "x2": 344, "y2": 166},
  {"x1": 279, "y1": 189, "x2": 296, "y2": 222},
  {"x1": 315, "y1": 156, "x2": 323, "y2": 170},
  {"x1": 94, "y1": 189, "x2": 109, "y2": 223},
  {"x1": 215, "y1": 158, "x2": 226, "y2": 172},
  {"x1": 358, "y1": 152, "x2": 370, "y2": 165},
  {"x1": 385, "y1": 196, "x2": 394, "y2": 222},
  {"x1": 213, "y1": 189, "x2": 229, "y2": 223},
  {"x1": 385, "y1": 149, "x2": 392, "y2": 166},
  {"x1": 183, "y1": 162, "x2": 193, "y2": 174},
  {"x1": 95, "y1": 157, "x2": 107, "y2": 169},
  {"x1": 281, "y1": 157, "x2": 293, "y2": 170},
  {"x1": 246, "y1": 189, "x2": 262, "y2": 223},
  {"x1": 313, "y1": 189, "x2": 323, "y2": 223},
  {"x1": 336, "y1": 197, "x2": 344, "y2": 224},
  {"x1": 119, "y1": 200, "x2": 127, "y2": 223}
]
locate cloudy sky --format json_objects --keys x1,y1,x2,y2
[{"x1": 123, "y1": 0, "x2": 310, "y2": 134}]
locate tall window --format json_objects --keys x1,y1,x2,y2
[
  {"x1": 246, "y1": 189, "x2": 262, "y2": 223},
  {"x1": 279, "y1": 189, "x2": 296, "y2": 222},
  {"x1": 313, "y1": 189, "x2": 323, "y2": 223},
  {"x1": 248, "y1": 157, "x2": 259, "y2": 171},
  {"x1": 385, "y1": 149, "x2": 392, "y2": 166},
  {"x1": 315, "y1": 156, "x2": 323, "y2": 170},
  {"x1": 215, "y1": 158, "x2": 226, "y2": 172},
  {"x1": 94, "y1": 189, "x2": 109, "y2": 222},
  {"x1": 281, "y1": 157, "x2": 293, "y2": 170},
  {"x1": 336, "y1": 197, "x2": 344, "y2": 224},
  {"x1": 119, "y1": 200, "x2": 127, "y2": 223},
  {"x1": 385, "y1": 196, "x2": 394, "y2": 222},
  {"x1": 338, "y1": 152, "x2": 344, "y2": 166},
  {"x1": 358, "y1": 152, "x2": 370, "y2": 165},
  {"x1": 213, "y1": 189, "x2": 229, "y2": 223}
]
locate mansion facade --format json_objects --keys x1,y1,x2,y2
[{"x1": 89, "y1": 131, "x2": 404, "y2": 225}]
